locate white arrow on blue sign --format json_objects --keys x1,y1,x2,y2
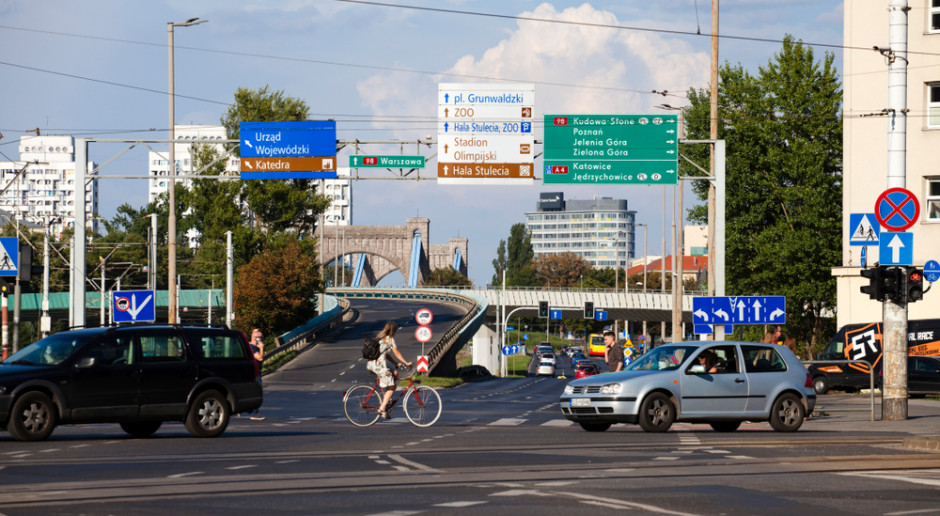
[
  {"x1": 112, "y1": 290, "x2": 156, "y2": 323},
  {"x1": 550, "y1": 309, "x2": 562, "y2": 320},
  {"x1": 878, "y1": 231, "x2": 913, "y2": 266},
  {"x1": 595, "y1": 310, "x2": 608, "y2": 321},
  {"x1": 693, "y1": 296, "x2": 786, "y2": 325}
]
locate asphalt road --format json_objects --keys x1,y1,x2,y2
[{"x1": 2, "y1": 299, "x2": 940, "y2": 515}]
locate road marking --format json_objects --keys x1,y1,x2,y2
[
  {"x1": 535, "y1": 481, "x2": 580, "y2": 486},
  {"x1": 653, "y1": 456, "x2": 681, "y2": 461},
  {"x1": 434, "y1": 501, "x2": 487, "y2": 507},
  {"x1": 840, "y1": 470, "x2": 940, "y2": 488},
  {"x1": 167, "y1": 471, "x2": 204, "y2": 478},
  {"x1": 275, "y1": 459, "x2": 299, "y2": 464},
  {"x1": 488, "y1": 418, "x2": 527, "y2": 426},
  {"x1": 705, "y1": 449, "x2": 730, "y2": 454},
  {"x1": 885, "y1": 509, "x2": 940, "y2": 515},
  {"x1": 39, "y1": 448, "x2": 61, "y2": 453},
  {"x1": 226, "y1": 465, "x2": 257, "y2": 470},
  {"x1": 728, "y1": 455, "x2": 753, "y2": 459},
  {"x1": 541, "y1": 419, "x2": 574, "y2": 427},
  {"x1": 339, "y1": 371, "x2": 346, "y2": 376},
  {"x1": 388, "y1": 454, "x2": 441, "y2": 473},
  {"x1": 364, "y1": 511, "x2": 422, "y2": 516}
]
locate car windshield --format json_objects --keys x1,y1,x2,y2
[
  {"x1": 626, "y1": 345, "x2": 699, "y2": 371},
  {"x1": 4, "y1": 332, "x2": 96, "y2": 366}
]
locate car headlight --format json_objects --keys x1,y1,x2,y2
[
  {"x1": 600, "y1": 383, "x2": 622, "y2": 395},
  {"x1": 564, "y1": 384, "x2": 574, "y2": 395}
]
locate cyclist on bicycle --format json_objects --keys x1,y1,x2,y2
[{"x1": 366, "y1": 321, "x2": 413, "y2": 419}]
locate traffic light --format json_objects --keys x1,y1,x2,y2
[
  {"x1": 883, "y1": 266, "x2": 903, "y2": 303},
  {"x1": 860, "y1": 266, "x2": 883, "y2": 301},
  {"x1": 538, "y1": 300, "x2": 549, "y2": 318},
  {"x1": 905, "y1": 267, "x2": 924, "y2": 303},
  {"x1": 584, "y1": 301, "x2": 594, "y2": 319}
]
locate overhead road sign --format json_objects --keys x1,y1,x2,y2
[
  {"x1": 350, "y1": 155, "x2": 425, "y2": 168},
  {"x1": 594, "y1": 310, "x2": 608, "y2": 321},
  {"x1": 875, "y1": 187, "x2": 920, "y2": 231},
  {"x1": 0, "y1": 238, "x2": 17, "y2": 277},
  {"x1": 692, "y1": 296, "x2": 786, "y2": 326},
  {"x1": 113, "y1": 289, "x2": 156, "y2": 323},
  {"x1": 543, "y1": 114, "x2": 678, "y2": 185},
  {"x1": 849, "y1": 213, "x2": 880, "y2": 246},
  {"x1": 239, "y1": 121, "x2": 337, "y2": 179},
  {"x1": 879, "y1": 231, "x2": 913, "y2": 266},
  {"x1": 437, "y1": 82, "x2": 535, "y2": 185},
  {"x1": 550, "y1": 309, "x2": 563, "y2": 320}
]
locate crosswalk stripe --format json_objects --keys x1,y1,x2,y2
[
  {"x1": 540, "y1": 419, "x2": 574, "y2": 427},
  {"x1": 488, "y1": 418, "x2": 527, "y2": 426}
]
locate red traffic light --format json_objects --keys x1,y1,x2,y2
[{"x1": 910, "y1": 271, "x2": 923, "y2": 282}]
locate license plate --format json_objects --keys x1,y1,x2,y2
[{"x1": 570, "y1": 398, "x2": 591, "y2": 407}]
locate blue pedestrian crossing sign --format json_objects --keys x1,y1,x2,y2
[
  {"x1": 0, "y1": 238, "x2": 18, "y2": 277},
  {"x1": 112, "y1": 290, "x2": 156, "y2": 323},
  {"x1": 849, "y1": 213, "x2": 879, "y2": 246},
  {"x1": 879, "y1": 232, "x2": 913, "y2": 266}
]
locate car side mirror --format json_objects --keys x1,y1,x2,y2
[
  {"x1": 689, "y1": 364, "x2": 706, "y2": 374},
  {"x1": 75, "y1": 356, "x2": 97, "y2": 369}
]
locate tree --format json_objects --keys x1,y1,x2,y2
[
  {"x1": 533, "y1": 252, "x2": 591, "y2": 288},
  {"x1": 424, "y1": 266, "x2": 472, "y2": 287},
  {"x1": 682, "y1": 36, "x2": 842, "y2": 351},
  {"x1": 233, "y1": 237, "x2": 321, "y2": 336},
  {"x1": 492, "y1": 223, "x2": 537, "y2": 286}
]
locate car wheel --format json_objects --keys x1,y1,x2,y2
[
  {"x1": 812, "y1": 376, "x2": 829, "y2": 395},
  {"x1": 709, "y1": 421, "x2": 741, "y2": 432},
  {"x1": 185, "y1": 390, "x2": 230, "y2": 438},
  {"x1": 769, "y1": 393, "x2": 805, "y2": 432},
  {"x1": 120, "y1": 421, "x2": 163, "y2": 438},
  {"x1": 579, "y1": 422, "x2": 611, "y2": 432},
  {"x1": 638, "y1": 392, "x2": 675, "y2": 433},
  {"x1": 8, "y1": 391, "x2": 57, "y2": 442}
]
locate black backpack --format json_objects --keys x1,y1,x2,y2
[{"x1": 362, "y1": 337, "x2": 381, "y2": 360}]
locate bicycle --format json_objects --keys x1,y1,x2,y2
[{"x1": 343, "y1": 365, "x2": 442, "y2": 427}]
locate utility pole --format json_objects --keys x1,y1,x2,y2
[
  {"x1": 883, "y1": 0, "x2": 910, "y2": 421},
  {"x1": 708, "y1": 0, "x2": 721, "y2": 339}
]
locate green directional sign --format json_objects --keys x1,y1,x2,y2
[
  {"x1": 349, "y1": 155, "x2": 426, "y2": 168},
  {"x1": 543, "y1": 114, "x2": 678, "y2": 184}
]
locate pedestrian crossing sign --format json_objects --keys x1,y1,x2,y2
[
  {"x1": 849, "y1": 213, "x2": 879, "y2": 246},
  {"x1": 0, "y1": 238, "x2": 18, "y2": 277}
]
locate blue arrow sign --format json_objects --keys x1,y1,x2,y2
[
  {"x1": 239, "y1": 121, "x2": 336, "y2": 158},
  {"x1": 501, "y1": 345, "x2": 513, "y2": 356},
  {"x1": 849, "y1": 213, "x2": 879, "y2": 246},
  {"x1": 925, "y1": 260, "x2": 940, "y2": 283},
  {"x1": 879, "y1": 231, "x2": 913, "y2": 266},
  {"x1": 112, "y1": 289, "x2": 156, "y2": 323},
  {"x1": 0, "y1": 238, "x2": 18, "y2": 277},
  {"x1": 594, "y1": 310, "x2": 608, "y2": 321},
  {"x1": 693, "y1": 296, "x2": 786, "y2": 325},
  {"x1": 550, "y1": 309, "x2": 563, "y2": 320}
]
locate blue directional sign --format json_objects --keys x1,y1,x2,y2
[
  {"x1": 112, "y1": 290, "x2": 156, "y2": 323},
  {"x1": 924, "y1": 260, "x2": 940, "y2": 283},
  {"x1": 879, "y1": 231, "x2": 913, "y2": 266},
  {"x1": 240, "y1": 121, "x2": 336, "y2": 158},
  {"x1": 594, "y1": 310, "x2": 608, "y2": 321},
  {"x1": 550, "y1": 309, "x2": 563, "y2": 320},
  {"x1": 849, "y1": 213, "x2": 880, "y2": 246},
  {"x1": 240, "y1": 121, "x2": 337, "y2": 179},
  {"x1": 693, "y1": 296, "x2": 786, "y2": 326},
  {"x1": 0, "y1": 238, "x2": 18, "y2": 277}
]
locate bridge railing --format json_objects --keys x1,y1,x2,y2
[
  {"x1": 264, "y1": 295, "x2": 353, "y2": 368},
  {"x1": 329, "y1": 287, "x2": 486, "y2": 374}
]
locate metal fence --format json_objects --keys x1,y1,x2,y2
[{"x1": 802, "y1": 359, "x2": 877, "y2": 422}]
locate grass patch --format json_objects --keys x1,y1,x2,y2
[
  {"x1": 507, "y1": 354, "x2": 532, "y2": 376},
  {"x1": 407, "y1": 376, "x2": 464, "y2": 388},
  {"x1": 262, "y1": 350, "x2": 297, "y2": 374}
]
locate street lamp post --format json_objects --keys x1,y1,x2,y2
[
  {"x1": 168, "y1": 17, "x2": 207, "y2": 324},
  {"x1": 635, "y1": 223, "x2": 648, "y2": 293}
]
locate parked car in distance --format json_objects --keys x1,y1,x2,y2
[
  {"x1": 0, "y1": 325, "x2": 263, "y2": 441},
  {"x1": 560, "y1": 341, "x2": 815, "y2": 433},
  {"x1": 537, "y1": 361, "x2": 555, "y2": 377},
  {"x1": 575, "y1": 362, "x2": 599, "y2": 379}
]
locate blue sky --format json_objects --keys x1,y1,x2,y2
[{"x1": 0, "y1": 1, "x2": 843, "y2": 286}]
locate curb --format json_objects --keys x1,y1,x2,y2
[{"x1": 901, "y1": 436, "x2": 940, "y2": 452}]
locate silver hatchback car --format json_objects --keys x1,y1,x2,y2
[{"x1": 559, "y1": 341, "x2": 816, "y2": 433}]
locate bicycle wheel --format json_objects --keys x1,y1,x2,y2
[
  {"x1": 404, "y1": 385, "x2": 442, "y2": 427},
  {"x1": 344, "y1": 385, "x2": 381, "y2": 427}
]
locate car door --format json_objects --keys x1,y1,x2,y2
[
  {"x1": 136, "y1": 329, "x2": 196, "y2": 418},
  {"x1": 679, "y1": 345, "x2": 748, "y2": 417},
  {"x1": 66, "y1": 335, "x2": 140, "y2": 421}
]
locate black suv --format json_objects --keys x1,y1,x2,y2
[{"x1": 0, "y1": 325, "x2": 263, "y2": 441}]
